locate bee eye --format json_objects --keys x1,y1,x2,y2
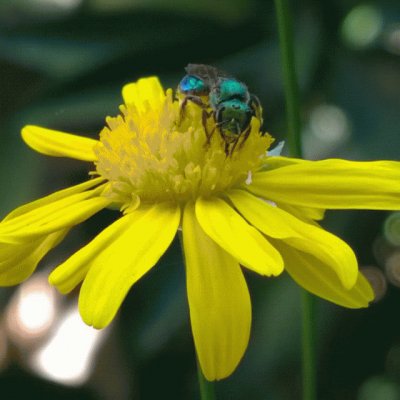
[{"x1": 179, "y1": 75, "x2": 207, "y2": 95}]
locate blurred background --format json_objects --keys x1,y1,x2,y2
[{"x1": 0, "y1": 0, "x2": 400, "y2": 399}]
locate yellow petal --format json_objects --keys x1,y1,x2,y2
[
  {"x1": 182, "y1": 203, "x2": 251, "y2": 381},
  {"x1": 228, "y1": 190, "x2": 300, "y2": 239},
  {"x1": 277, "y1": 243, "x2": 374, "y2": 308},
  {"x1": 0, "y1": 196, "x2": 110, "y2": 243},
  {"x1": 22, "y1": 125, "x2": 99, "y2": 161},
  {"x1": 0, "y1": 240, "x2": 38, "y2": 267},
  {"x1": 228, "y1": 190, "x2": 358, "y2": 288},
  {"x1": 195, "y1": 197, "x2": 283, "y2": 276},
  {"x1": 250, "y1": 159, "x2": 400, "y2": 210},
  {"x1": 0, "y1": 236, "x2": 38, "y2": 262},
  {"x1": 0, "y1": 190, "x2": 97, "y2": 233},
  {"x1": 278, "y1": 203, "x2": 325, "y2": 221},
  {"x1": 0, "y1": 229, "x2": 67, "y2": 271},
  {"x1": 0, "y1": 229, "x2": 69, "y2": 285},
  {"x1": 2, "y1": 177, "x2": 104, "y2": 222},
  {"x1": 78, "y1": 203, "x2": 180, "y2": 329},
  {"x1": 259, "y1": 155, "x2": 306, "y2": 171},
  {"x1": 122, "y1": 77, "x2": 165, "y2": 111},
  {"x1": 50, "y1": 212, "x2": 136, "y2": 294}
]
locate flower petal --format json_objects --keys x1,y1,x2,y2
[
  {"x1": 2, "y1": 177, "x2": 104, "y2": 222},
  {"x1": 259, "y1": 155, "x2": 306, "y2": 171},
  {"x1": 228, "y1": 190, "x2": 358, "y2": 288},
  {"x1": 0, "y1": 195, "x2": 110, "y2": 243},
  {"x1": 122, "y1": 77, "x2": 165, "y2": 111},
  {"x1": 183, "y1": 203, "x2": 251, "y2": 381},
  {"x1": 250, "y1": 159, "x2": 400, "y2": 210},
  {"x1": 0, "y1": 229, "x2": 69, "y2": 285},
  {"x1": 50, "y1": 212, "x2": 136, "y2": 294},
  {"x1": 195, "y1": 197, "x2": 283, "y2": 276},
  {"x1": 78, "y1": 203, "x2": 180, "y2": 329},
  {"x1": 22, "y1": 125, "x2": 99, "y2": 161},
  {"x1": 277, "y1": 243, "x2": 374, "y2": 308},
  {"x1": 278, "y1": 203, "x2": 325, "y2": 221},
  {"x1": 227, "y1": 190, "x2": 299, "y2": 239}
]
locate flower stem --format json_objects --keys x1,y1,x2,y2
[
  {"x1": 197, "y1": 358, "x2": 216, "y2": 400},
  {"x1": 274, "y1": 0, "x2": 302, "y2": 157},
  {"x1": 301, "y1": 291, "x2": 316, "y2": 400},
  {"x1": 274, "y1": 1, "x2": 316, "y2": 400}
]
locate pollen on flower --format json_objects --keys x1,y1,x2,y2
[{"x1": 94, "y1": 88, "x2": 273, "y2": 212}]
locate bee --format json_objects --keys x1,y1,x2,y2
[{"x1": 177, "y1": 64, "x2": 262, "y2": 154}]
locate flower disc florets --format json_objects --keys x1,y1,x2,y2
[{"x1": 94, "y1": 86, "x2": 273, "y2": 212}]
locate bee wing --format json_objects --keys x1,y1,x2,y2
[{"x1": 185, "y1": 64, "x2": 231, "y2": 82}]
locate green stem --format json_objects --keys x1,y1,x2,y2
[
  {"x1": 274, "y1": 0, "x2": 302, "y2": 157},
  {"x1": 301, "y1": 291, "x2": 316, "y2": 400},
  {"x1": 274, "y1": 1, "x2": 316, "y2": 400},
  {"x1": 197, "y1": 359, "x2": 216, "y2": 400}
]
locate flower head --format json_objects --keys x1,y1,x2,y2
[{"x1": 1, "y1": 76, "x2": 400, "y2": 380}]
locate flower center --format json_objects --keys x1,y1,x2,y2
[{"x1": 94, "y1": 88, "x2": 273, "y2": 212}]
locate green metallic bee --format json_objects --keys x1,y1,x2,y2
[{"x1": 177, "y1": 64, "x2": 263, "y2": 155}]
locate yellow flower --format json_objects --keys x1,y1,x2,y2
[{"x1": 1, "y1": 76, "x2": 400, "y2": 380}]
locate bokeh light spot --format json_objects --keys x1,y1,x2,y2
[
  {"x1": 309, "y1": 104, "x2": 350, "y2": 144},
  {"x1": 384, "y1": 26, "x2": 400, "y2": 55},
  {"x1": 30, "y1": 307, "x2": 108, "y2": 386},
  {"x1": 6, "y1": 274, "x2": 57, "y2": 345},
  {"x1": 385, "y1": 251, "x2": 400, "y2": 288},
  {"x1": 342, "y1": 4, "x2": 383, "y2": 48},
  {"x1": 360, "y1": 266, "x2": 387, "y2": 302},
  {"x1": 384, "y1": 212, "x2": 400, "y2": 246},
  {"x1": 358, "y1": 375, "x2": 400, "y2": 400}
]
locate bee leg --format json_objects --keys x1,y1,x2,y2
[
  {"x1": 224, "y1": 141, "x2": 231, "y2": 156},
  {"x1": 179, "y1": 95, "x2": 205, "y2": 123},
  {"x1": 202, "y1": 109, "x2": 215, "y2": 144},
  {"x1": 227, "y1": 122, "x2": 243, "y2": 156},
  {"x1": 249, "y1": 94, "x2": 263, "y2": 125},
  {"x1": 201, "y1": 110, "x2": 213, "y2": 144},
  {"x1": 179, "y1": 97, "x2": 189, "y2": 122},
  {"x1": 218, "y1": 128, "x2": 232, "y2": 156},
  {"x1": 228, "y1": 137, "x2": 240, "y2": 156},
  {"x1": 238, "y1": 125, "x2": 251, "y2": 150}
]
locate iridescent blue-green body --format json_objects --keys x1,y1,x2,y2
[
  {"x1": 177, "y1": 64, "x2": 263, "y2": 154},
  {"x1": 215, "y1": 99, "x2": 253, "y2": 137},
  {"x1": 209, "y1": 78, "x2": 250, "y2": 108}
]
